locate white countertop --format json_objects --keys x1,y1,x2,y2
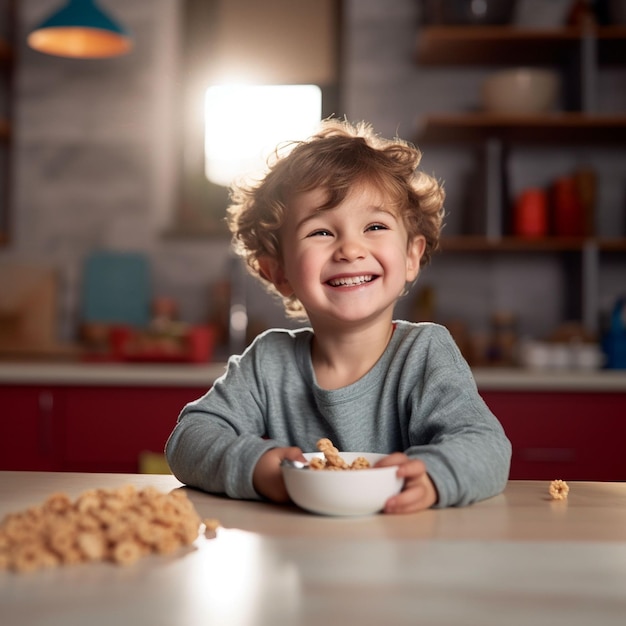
[
  {"x1": 472, "y1": 367, "x2": 626, "y2": 392},
  {"x1": 0, "y1": 361, "x2": 227, "y2": 387},
  {"x1": 0, "y1": 362, "x2": 624, "y2": 391}
]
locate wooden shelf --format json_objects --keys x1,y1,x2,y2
[
  {"x1": 416, "y1": 25, "x2": 626, "y2": 65},
  {"x1": 439, "y1": 236, "x2": 626, "y2": 253},
  {"x1": 417, "y1": 112, "x2": 626, "y2": 144}
]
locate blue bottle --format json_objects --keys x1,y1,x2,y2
[{"x1": 603, "y1": 297, "x2": 626, "y2": 369}]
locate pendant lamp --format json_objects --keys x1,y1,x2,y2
[{"x1": 27, "y1": 0, "x2": 132, "y2": 59}]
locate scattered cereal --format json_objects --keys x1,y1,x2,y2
[
  {"x1": 310, "y1": 438, "x2": 372, "y2": 471},
  {"x1": 549, "y1": 479, "x2": 570, "y2": 500},
  {"x1": 0, "y1": 485, "x2": 212, "y2": 573},
  {"x1": 203, "y1": 518, "x2": 221, "y2": 532}
]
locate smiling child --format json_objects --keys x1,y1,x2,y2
[{"x1": 165, "y1": 119, "x2": 511, "y2": 513}]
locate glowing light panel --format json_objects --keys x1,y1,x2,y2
[{"x1": 204, "y1": 84, "x2": 322, "y2": 187}]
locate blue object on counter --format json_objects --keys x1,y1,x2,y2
[
  {"x1": 81, "y1": 251, "x2": 151, "y2": 327},
  {"x1": 603, "y1": 296, "x2": 626, "y2": 369}
]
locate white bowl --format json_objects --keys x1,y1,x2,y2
[
  {"x1": 481, "y1": 68, "x2": 560, "y2": 114},
  {"x1": 282, "y1": 452, "x2": 403, "y2": 516}
]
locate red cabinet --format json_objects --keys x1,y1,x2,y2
[
  {"x1": 482, "y1": 391, "x2": 626, "y2": 481},
  {"x1": 0, "y1": 385, "x2": 205, "y2": 473},
  {"x1": 0, "y1": 386, "x2": 65, "y2": 470},
  {"x1": 3, "y1": 381, "x2": 625, "y2": 480},
  {"x1": 62, "y1": 386, "x2": 203, "y2": 473}
]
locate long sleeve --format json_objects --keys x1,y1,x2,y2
[
  {"x1": 400, "y1": 326, "x2": 512, "y2": 507},
  {"x1": 165, "y1": 349, "x2": 278, "y2": 500}
]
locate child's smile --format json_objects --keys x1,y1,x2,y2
[
  {"x1": 326, "y1": 273, "x2": 375, "y2": 288},
  {"x1": 274, "y1": 183, "x2": 425, "y2": 329}
]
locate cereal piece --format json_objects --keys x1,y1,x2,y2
[
  {"x1": 135, "y1": 520, "x2": 161, "y2": 546},
  {"x1": 116, "y1": 484, "x2": 138, "y2": 501},
  {"x1": 316, "y1": 438, "x2": 349, "y2": 469},
  {"x1": 43, "y1": 493, "x2": 72, "y2": 514},
  {"x1": 77, "y1": 531, "x2": 106, "y2": 561},
  {"x1": 76, "y1": 490, "x2": 101, "y2": 514},
  {"x1": 549, "y1": 479, "x2": 570, "y2": 500},
  {"x1": 177, "y1": 518, "x2": 202, "y2": 545},
  {"x1": 111, "y1": 540, "x2": 142, "y2": 566},
  {"x1": 11, "y1": 544, "x2": 45, "y2": 573},
  {"x1": 154, "y1": 535, "x2": 182, "y2": 555},
  {"x1": 2, "y1": 514, "x2": 30, "y2": 542},
  {"x1": 309, "y1": 457, "x2": 326, "y2": 470},
  {"x1": 203, "y1": 518, "x2": 221, "y2": 532},
  {"x1": 59, "y1": 547, "x2": 84, "y2": 566},
  {"x1": 350, "y1": 456, "x2": 371, "y2": 470},
  {"x1": 47, "y1": 526, "x2": 76, "y2": 556}
]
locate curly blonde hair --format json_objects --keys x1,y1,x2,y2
[{"x1": 227, "y1": 118, "x2": 445, "y2": 318}]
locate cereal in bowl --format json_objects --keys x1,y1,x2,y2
[{"x1": 312, "y1": 438, "x2": 371, "y2": 471}]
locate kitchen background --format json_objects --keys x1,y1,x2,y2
[{"x1": 1, "y1": 0, "x2": 625, "y2": 366}]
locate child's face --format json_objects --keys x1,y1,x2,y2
[{"x1": 267, "y1": 184, "x2": 425, "y2": 329}]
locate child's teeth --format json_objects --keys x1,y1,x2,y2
[{"x1": 330, "y1": 275, "x2": 372, "y2": 286}]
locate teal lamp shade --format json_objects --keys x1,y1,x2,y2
[{"x1": 27, "y1": 0, "x2": 132, "y2": 58}]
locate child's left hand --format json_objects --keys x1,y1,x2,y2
[{"x1": 375, "y1": 453, "x2": 438, "y2": 514}]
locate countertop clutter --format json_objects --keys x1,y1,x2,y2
[{"x1": 1, "y1": 472, "x2": 626, "y2": 626}]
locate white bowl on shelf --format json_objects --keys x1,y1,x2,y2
[
  {"x1": 481, "y1": 68, "x2": 560, "y2": 114},
  {"x1": 281, "y1": 452, "x2": 403, "y2": 517}
]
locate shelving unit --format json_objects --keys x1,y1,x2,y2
[
  {"x1": 417, "y1": 112, "x2": 626, "y2": 144},
  {"x1": 416, "y1": 25, "x2": 626, "y2": 66},
  {"x1": 415, "y1": 24, "x2": 626, "y2": 333}
]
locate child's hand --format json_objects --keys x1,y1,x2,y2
[
  {"x1": 376, "y1": 453, "x2": 438, "y2": 514},
  {"x1": 253, "y1": 447, "x2": 306, "y2": 503}
]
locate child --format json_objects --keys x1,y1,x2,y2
[{"x1": 165, "y1": 119, "x2": 511, "y2": 514}]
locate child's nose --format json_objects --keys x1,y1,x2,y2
[{"x1": 334, "y1": 235, "x2": 366, "y2": 261}]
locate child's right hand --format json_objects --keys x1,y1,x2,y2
[{"x1": 253, "y1": 446, "x2": 306, "y2": 503}]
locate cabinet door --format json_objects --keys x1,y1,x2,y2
[
  {"x1": 482, "y1": 391, "x2": 626, "y2": 481},
  {"x1": 0, "y1": 386, "x2": 64, "y2": 470},
  {"x1": 63, "y1": 386, "x2": 205, "y2": 473}
]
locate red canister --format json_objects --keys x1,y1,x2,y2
[
  {"x1": 514, "y1": 188, "x2": 548, "y2": 238},
  {"x1": 552, "y1": 176, "x2": 584, "y2": 237}
]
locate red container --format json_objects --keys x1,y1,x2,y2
[
  {"x1": 514, "y1": 188, "x2": 548, "y2": 238},
  {"x1": 552, "y1": 176, "x2": 584, "y2": 237},
  {"x1": 109, "y1": 325, "x2": 217, "y2": 363}
]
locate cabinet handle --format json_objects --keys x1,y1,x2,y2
[
  {"x1": 38, "y1": 391, "x2": 54, "y2": 456},
  {"x1": 519, "y1": 447, "x2": 576, "y2": 463}
]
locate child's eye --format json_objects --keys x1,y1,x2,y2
[
  {"x1": 367, "y1": 223, "x2": 389, "y2": 232},
  {"x1": 308, "y1": 229, "x2": 332, "y2": 237}
]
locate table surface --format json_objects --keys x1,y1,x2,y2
[{"x1": 2, "y1": 472, "x2": 626, "y2": 626}]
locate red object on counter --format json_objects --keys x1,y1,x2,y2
[
  {"x1": 514, "y1": 188, "x2": 548, "y2": 238},
  {"x1": 108, "y1": 324, "x2": 217, "y2": 363},
  {"x1": 552, "y1": 176, "x2": 585, "y2": 237}
]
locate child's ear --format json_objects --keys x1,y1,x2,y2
[
  {"x1": 406, "y1": 236, "x2": 426, "y2": 282},
  {"x1": 257, "y1": 256, "x2": 294, "y2": 296}
]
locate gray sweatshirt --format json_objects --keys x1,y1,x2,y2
[{"x1": 165, "y1": 321, "x2": 512, "y2": 508}]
